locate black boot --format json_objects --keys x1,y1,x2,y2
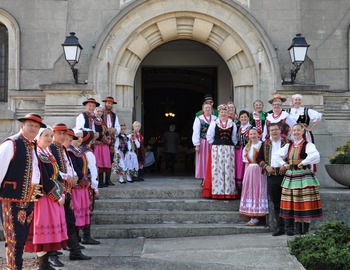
[
  {"x1": 272, "y1": 216, "x2": 285, "y2": 236},
  {"x1": 67, "y1": 232, "x2": 92, "y2": 261},
  {"x1": 82, "y1": 225, "x2": 100, "y2": 245},
  {"x1": 136, "y1": 169, "x2": 144, "y2": 181},
  {"x1": 47, "y1": 254, "x2": 64, "y2": 267},
  {"x1": 295, "y1": 222, "x2": 302, "y2": 235},
  {"x1": 38, "y1": 253, "x2": 56, "y2": 270},
  {"x1": 76, "y1": 228, "x2": 81, "y2": 242},
  {"x1": 301, "y1": 222, "x2": 310, "y2": 235},
  {"x1": 285, "y1": 218, "x2": 295, "y2": 236},
  {"x1": 98, "y1": 172, "x2": 106, "y2": 188},
  {"x1": 105, "y1": 171, "x2": 114, "y2": 186},
  {"x1": 69, "y1": 249, "x2": 92, "y2": 261}
]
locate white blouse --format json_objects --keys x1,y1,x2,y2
[
  {"x1": 207, "y1": 118, "x2": 237, "y2": 145},
  {"x1": 242, "y1": 141, "x2": 262, "y2": 163},
  {"x1": 192, "y1": 114, "x2": 217, "y2": 146},
  {"x1": 289, "y1": 107, "x2": 322, "y2": 123},
  {"x1": 273, "y1": 141, "x2": 320, "y2": 167},
  {"x1": 262, "y1": 111, "x2": 296, "y2": 141}
]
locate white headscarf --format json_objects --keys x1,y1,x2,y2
[
  {"x1": 73, "y1": 127, "x2": 83, "y2": 136},
  {"x1": 292, "y1": 94, "x2": 303, "y2": 100},
  {"x1": 35, "y1": 125, "x2": 53, "y2": 141}
]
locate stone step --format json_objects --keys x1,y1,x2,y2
[
  {"x1": 90, "y1": 223, "x2": 270, "y2": 239},
  {"x1": 92, "y1": 210, "x2": 244, "y2": 225},
  {"x1": 94, "y1": 198, "x2": 240, "y2": 211},
  {"x1": 98, "y1": 185, "x2": 202, "y2": 199}
]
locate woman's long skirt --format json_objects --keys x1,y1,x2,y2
[
  {"x1": 25, "y1": 197, "x2": 68, "y2": 252},
  {"x1": 280, "y1": 168, "x2": 323, "y2": 221},
  {"x1": 239, "y1": 164, "x2": 269, "y2": 217}
]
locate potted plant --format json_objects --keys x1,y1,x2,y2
[{"x1": 325, "y1": 140, "x2": 350, "y2": 187}]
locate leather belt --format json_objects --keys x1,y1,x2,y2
[
  {"x1": 290, "y1": 164, "x2": 310, "y2": 170},
  {"x1": 270, "y1": 167, "x2": 281, "y2": 176}
]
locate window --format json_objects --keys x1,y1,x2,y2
[{"x1": 0, "y1": 23, "x2": 8, "y2": 102}]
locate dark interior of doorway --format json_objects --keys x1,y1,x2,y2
[{"x1": 142, "y1": 67, "x2": 217, "y2": 175}]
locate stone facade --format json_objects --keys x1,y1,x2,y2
[{"x1": 0, "y1": 0, "x2": 350, "y2": 186}]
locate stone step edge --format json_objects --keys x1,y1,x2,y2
[
  {"x1": 91, "y1": 223, "x2": 268, "y2": 229},
  {"x1": 90, "y1": 223, "x2": 270, "y2": 238},
  {"x1": 93, "y1": 210, "x2": 240, "y2": 215},
  {"x1": 95, "y1": 198, "x2": 236, "y2": 203}
]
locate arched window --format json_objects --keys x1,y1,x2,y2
[{"x1": 0, "y1": 23, "x2": 8, "y2": 102}]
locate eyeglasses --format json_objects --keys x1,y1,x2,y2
[{"x1": 272, "y1": 103, "x2": 282, "y2": 106}]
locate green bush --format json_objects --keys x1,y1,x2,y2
[
  {"x1": 289, "y1": 220, "x2": 350, "y2": 270},
  {"x1": 330, "y1": 140, "x2": 350, "y2": 164}
]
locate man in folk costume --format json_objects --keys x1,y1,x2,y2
[
  {"x1": 76, "y1": 98, "x2": 100, "y2": 140},
  {"x1": 195, "y1": 94, "x2": 219, "y2": 117},
  {"x1": 257, "y1": 123, "x2": 295, "y2": 236},
  {"x1": 102, "y1": 96, "x2": 121, "y2": 184},
  {"x1": 50, "y1": 123, "x2": 92, "y2": 261},
  {"x1": 0, "y1": 113, "x2": 46, "y2": 270}
]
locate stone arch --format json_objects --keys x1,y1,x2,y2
[
  {"x1": 0, "y1": 9, "x2": 20, "y2": 102},
  {"x1": 89, "y1": 0, "x2": 280, "y2": 124}
]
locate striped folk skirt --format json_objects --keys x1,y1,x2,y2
[{"x1": 280, "y1": 168, "x2": 323, "y2": 221}]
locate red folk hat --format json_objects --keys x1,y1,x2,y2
[
  {"x1": 82, "y1": 130, "x2": 94, "y2": 144},
  {"x1": 67, "y1": 128, "x2": 78, "y2": 140},
  {"x1": 268, "y1": 94, "x2": 287, "y2": 104},
  {"x1": 82, "y1": 98, "x2": 100, "y2": 107},
  {"x1": 52, "y1": 123, "x2": 68, "y2": 132},
  {"x1": 102, "y1": 96, "x2": 117, "y2": 104},
  {"x1": 17, "y1": 113, "x2": 46, "y2": 128}
]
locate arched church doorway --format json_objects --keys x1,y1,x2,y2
[{"x1": 135, "y1": 40, "x2": 232, "y2": 175}]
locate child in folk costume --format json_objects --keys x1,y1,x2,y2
[
  {"x1": 94, "y1": 106, "x2": 113, "y2": 187},
  {"x1": 132, "y1": 121, "x2": 146, "y2": 181},
  {"x1": 133, "y1": 121, "x2": 146, "y2": 181},
  {"x1": 113, "y1": 123, "x2": 139, "y2": 183},
  {"x1": 239, "y1": 128, "x2": 269, "y2": 226}
]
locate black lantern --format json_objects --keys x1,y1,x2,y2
[
  {"x1": 62, "y1": 32, "x2": 83, "y2": 84},
  {"x1": 288, "y1": 33, "x2": 309, "y2": 84}
]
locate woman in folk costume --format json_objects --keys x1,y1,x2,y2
[
  {"x1": 273, "y1": 124, "x2": 323, "y2": 235},
  {"x1": 287, "y1": 94, "x2": 322, "y2": 171},
  {"x1": 192, "y1": 102, "x2": 217, "y2": 185},
  {"x1": 287, "y1": 94, "x2": 322, "y2": 143},
  {"x1": 262, "y1": 95, "x2": 296, "y2": 141},
  {"x1": 202, "y1": 104, "x2": 239, "y2": 199},
  {"x1": 235, "y1": 110, "x2": 253, "y2": 192},
  {"x1": 25, "y1": 126, "x2": 68, "y2": 270},
  {"x1": 113, "y1": 123, "x2": 139, "y2": 183},
  {"x1": 249, "y1": 100, "x2": 267, "y2": 135},
  {"x1": 227, "y1": 101, "x2": 239, "y2": 128},
  {"x1": 93, "y1": 106, "x2": 113, "y2": 187},
  {"x1": 65, "y1": 129, "x2": 95, "y2": 244},
  {"x1": 239, "y1": 128, "x2": 269, "y2": 226}
]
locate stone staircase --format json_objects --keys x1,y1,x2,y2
[{"x1": 90, "y1": 176, "x2": 270, "y2": 238}]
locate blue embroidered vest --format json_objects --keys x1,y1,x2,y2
[{"x1": 0, "y1": 134, "x2": 36, "y2": 202}]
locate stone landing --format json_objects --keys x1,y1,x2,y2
[{"x1": 91, "y1": 176, "x2": 269, "y2": 238}]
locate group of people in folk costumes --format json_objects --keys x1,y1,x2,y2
[
  {"x1": 0, "y1": 96, "x2": 146, "y2": 270},
  {"x1": 193, "y1": 93, "x2": 323, "y2": 236}
]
